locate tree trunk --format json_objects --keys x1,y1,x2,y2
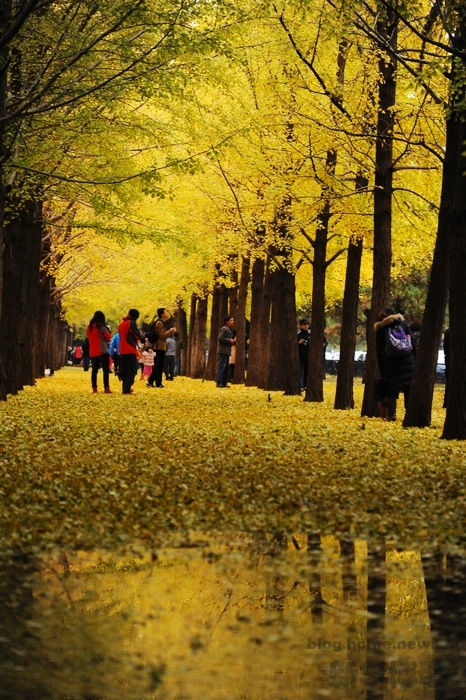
[
  {"x1": 334, "y1": 236, "x2": 363, "y2": 410},
  {"x1": 361, "y1": 11, "x2": 397, "y2": 417},
  {"x1": 228, "y1": 268, "x2": 238, "y2": 319},
  {"x1": 190, "y1": 295, "x2": 207, "y2": 379},
  {"x1": 305, "y1": 173, "x2": 334, "y2": 403},
  {"x1": 34, "y1": 272, "x2": 52, "y2": 378},
  {"x1": 245, "y1": 257, "x2": 265, "y2": 387},
  {"x1": 265, "y1": 195, "x2": 300, "y2": 395},
  {"x1": 440, "y1": 12, "x2": 466, "y2": 439},
  {"x1": 173, "y1": 301, "x2": 187, "y2": 376},
  {"x1": 186, "y1": 293, "x2": 197, "y2": 378},
  {"x1": 305, "y1": 43, "x2": 348, "y2": 402},
  {"x1": 265, "y1": 257, "x2": 300, "y2": 395},
  {"x1": 0, "y1": 198, "x2": 43, "y2": 398},
  {"x1": 0, "y1": 1, "x2": 10, "y2": 330},
  {"x1": 205, "y1": 284, "x2": 221, "y2": 381},
  {"x1": 219, "y1": 283, "x2": 229, "y2": 326},
  {"x1": 403, "y1": 116, "x2": 457, "y2": 427},
  {"x1": 232, "y1": 257, "x2": 249, "y2": 384},
  {"x1": 257, "y1": 257, "x2": 272, "y2": 390},
  {"x1": 266, "y1": 263, "x2": 288, "y2": 392},
  {"x1": 19, "y1": 200, "x2": 44, "y2": 386}
]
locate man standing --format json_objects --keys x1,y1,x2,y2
[
  {"x1": 118, "y1": 309, "x2": 144, "y2": 394},
  {"x1": 297, "y1": 318, "x2": 311, "y2": 391},
  {"x1": 147, "y1": 308, "x2": 176, "y2": 388},
  {"x1": 217, "y1": 316, "x2": 235, "y2": 388}
]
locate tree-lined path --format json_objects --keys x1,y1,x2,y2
[{"x1": 0, "y1": 367, "x2": 463, "y2": 555}]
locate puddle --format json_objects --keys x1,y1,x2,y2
[{"x1": 0, "y1": 533, "x2": 464, "y2": 698}]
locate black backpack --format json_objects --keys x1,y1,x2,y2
[{"x1": 147, "y1": 322, "x2": 157, "y2": 344}]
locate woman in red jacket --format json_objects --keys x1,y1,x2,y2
[{"x1": 86, "y1": 311, "x2": 112, "y2": 393}]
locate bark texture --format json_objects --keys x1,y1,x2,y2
[
  {"x1": 334, "y1": 236, "x2": 363, "y2": 410},
  {"x1": 361, "y1": 10, "x2": 397, "y2": 417}
]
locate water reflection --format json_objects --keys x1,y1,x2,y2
[{"x1": 0, "y1": 535, "x2": 464, "y2": 698}]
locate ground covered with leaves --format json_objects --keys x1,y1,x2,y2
[{"x1": 0, "y1": 368, "x2": 464, "y2": 555}]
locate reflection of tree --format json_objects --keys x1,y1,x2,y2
[
  {"x1": 265, "y1": 534, "x2": 288, "y2": 617},
  {"x1": 340, "y1": 538, "x2": 358, "y2": 602},
  {"x1": 0, "y1": 554, "x2": 48, "y2": 700},
  {"x1": 422, "y1": 552, "x2": 466, "y2": 699},
  {"x1": 366, "y1": 544, "x2": 387, "y2": 699},
  {"x1": 308, "y1": 534, "x2": 324, "y2": 625}
]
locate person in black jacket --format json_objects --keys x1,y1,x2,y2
[
  {"x1": 375, "y1": 307, "x2": 415, "y2": 421},
  {"x1": 297, "y1": 319, "x2": 311, "y2": 391}
]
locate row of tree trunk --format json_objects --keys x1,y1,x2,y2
[
  {"x1": 175, "y1": 231, "x2": 365, "y2": 408},
  {"x1": 0, "y1": 196, "x2": 71, "y2": 401}
]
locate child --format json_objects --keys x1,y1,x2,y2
[{"x1": 141, "y1": 346, "x2": 155, "y2": 380}]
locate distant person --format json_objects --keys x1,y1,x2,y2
[
  {"x1": 443, "y1": 327, "x2": 450, "y2": 408},
  {"x1": 74, "y1": 344, "x2": 83, "y2": 365},
  {"x1": 146, "y1": 308, "x2": 176, "y2": 388},
  {"x1": 297, "y1": 319, "x2": 311, "y2": 391},
  {"x1": 109, "y1": 332, "x2": 120, "y2": 376},
  {"x1": 164, "y1": 335, "x2": 176, "y2": 381},
  {"x1": 217, "y1": 316, "x2": 235, "y2": 388},
  {"x1": 173, "y1": 331, "x2": 182, "y2": 376},
  {"x1": 86, "y1": 311, "x2": 111, "y2": 394},
  {"x1": 118, "y1": 309, "x2": 145, "y2": 395},
  {"x1": 375, "y1": 307, "x2": 414, "y2": 421},
  {"x1": 82, "y1": 338, "x2": 90, "y2": 372}
]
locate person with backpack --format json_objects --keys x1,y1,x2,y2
[
  {"x1": 146, "y1": 308, "x2": 176, "y2": 388},
  {"x1": 86, "y1": 311, "x2": 112, "y2": 393},
  {"x1": 375, "y1": 307, "x2": 415, "y2": 421}
]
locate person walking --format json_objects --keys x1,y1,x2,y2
[
  {"x1": 297, "y1": 319, "x2": 311, "y2": 391},
  {"x1": 146, "y1": 308, "x2": 176, "y2": 388},
  {"x1": 216, "y1": 316, "x2": 235, "y2": 388},
  {"x1": 86, "y1": 311, "x2": 112, "y2": 393},
  {"x1": 118, "y1": 309, "x2": 145, "y2": 395},
  {"x1": 375, "y1": 308, "x2": 414, "y2": 421}
]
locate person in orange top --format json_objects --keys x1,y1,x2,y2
[
  {"x1": 118, "y1": 308, "x2": 145, "y2": 394},
  {"x1": 86, "y1": 311, "x2": 111, "y2": 394}
]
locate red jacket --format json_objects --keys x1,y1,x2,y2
[
  {"x1": 118, "y1": 315, "x2": 143, "y2": 354},
  {"x1": 86, "y1": 324, "x2": 111, "y2": 358}
]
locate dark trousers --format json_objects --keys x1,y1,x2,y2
[
  {"x1": 119, "y1": 354, "x2": 138, "y2": 394},
  {"x1": 91, "y1": 354, "x2": 110, "y2": 388},
  {"x1": 387, "y1": 386, "x2": 410, "y2": 419},
  {"x1": 164, "y1": 355, "x2": 175, "y2": 380},
  {"x1": 112, "y1": 353, "x2": 120, "y2": 375},
  {"x1": 299, "y1": 358, "x2": 308, "y2": 390},
  {"x1": 148, "y1": 350, "x2": 166, "y2": 386},
  {"x1": 83, "y1": 357, "x2": 90, "y2": 372},
  {"x1": 216, "y1": 353, "x2": 229, "y2": 386}
]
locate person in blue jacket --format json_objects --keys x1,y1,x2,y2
[{"x1": 109, "y1": 332, "x2": 120, "y2": 376}]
